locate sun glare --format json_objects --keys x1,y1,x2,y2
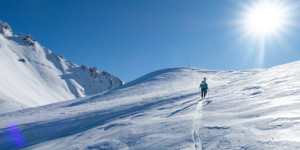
[
  {"x1": 245, "y1": 1, "x2": 287, "y2": 36},
  {"x1": 235, "y1": 0, "x2": 296, "y2": 67}
]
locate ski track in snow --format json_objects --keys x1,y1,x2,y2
[{"x1": 1, "y1": 62, "x2": 300, "y2": 149}]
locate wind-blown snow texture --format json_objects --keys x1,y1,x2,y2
[
  {"x1": 1, "y1": 61, "x2": 300, "y2": 149},
  {"x1": 0, "y1": 20, "x2": 123, "y2": 114}
]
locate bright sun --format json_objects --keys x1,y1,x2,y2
[
  {"x1": 237, "y1": 0, "x2": 294, "y2": 67},
  {"x1": 245, "y1": 1, "x2": 286, "y2": 36}
]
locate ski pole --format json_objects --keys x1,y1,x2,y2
[{"x1": 208, "y1": 89, "x2": 209, "y2": 99}]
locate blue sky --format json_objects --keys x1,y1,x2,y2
[{"x1": 1, "y1": 0, "x2": 300, "y2": 82}]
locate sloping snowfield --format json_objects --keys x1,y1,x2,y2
[{"x1": 1, "y1": 61, "x2": 300, "y2": 149}]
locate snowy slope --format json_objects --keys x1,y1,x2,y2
[
  {"x1": 1, "y1": 61, "x2": 300, "y2": 149},
  {"x1": 200, "y1": 61, "x2": 300, "y2": 149},
  {"x1": 0, "y1": 20, "x2": 123, "y2": 114}
]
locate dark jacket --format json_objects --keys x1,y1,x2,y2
[{"x1": 200, "y1": 82, "x2": 208, "y2": 89}]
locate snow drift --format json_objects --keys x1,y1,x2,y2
[
  {"x1": 0, "y1": 20, "x2": 123, "y2": 114},
  {"x1": 1, "y1": 60, "x2": 300, "y2": 149}
]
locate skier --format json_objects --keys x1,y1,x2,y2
[{"x1": 199, "y1": 77, "x2": 208, "y2": 99}]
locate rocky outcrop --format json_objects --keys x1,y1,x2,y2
[
  {"x1": 80, "y1": 66, "x2": 124, "y2": 90},
  {"x1": 100, "y1": 71, "x2": 124, "y2": 89},
  {"x1": 23, "y1": 35, "x2": 36, "y2": 46},
  {"x1": 81, "y1": 65, "x2": 88, "y2": 71},
  {"x1": 18, "y1": 58, "x2": 26, "y2": 63},
  {"x1": 89, "y1": 67, "x2": 100, "y2": 78},
  {"x1": 0, "y1": 21, "x2": 13, "y2": 36}
]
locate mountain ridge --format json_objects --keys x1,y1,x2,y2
[{"x1": 0, "y1": 20, "x2": 123, "y2": 114}]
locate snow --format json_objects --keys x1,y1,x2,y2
[
  {"x1": 0, "y1": 21, "x2": 13, "y2": 37},
  {"x1": 1, "y1": 20, "x2": 300, "y2": 149},
  {"x1": 0, "y1": 21, "x2": 123, "y2": 114},
  {"x1": 1, "y1": 61, "x2": 300, "y2": 149},
  {"x1": 200, "y1": 61, "x2": 300, "y2": 149}
]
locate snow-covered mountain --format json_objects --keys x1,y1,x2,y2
[
  {"x1": 0, "y1": 61, "x2": 300, "y2": 149},
  {"x1": 0, "y1": 20, "x2": 123, "y2": 114}
]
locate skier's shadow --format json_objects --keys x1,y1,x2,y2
[
  {"x1": 203, "y1": 100, "x2": 212, "y2": 107},
  {"x1": 167, "y1": 97, "x2": 201, "y2": 117}
]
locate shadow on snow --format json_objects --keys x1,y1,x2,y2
[{"x1": 0, "y1": 92, "x2": 199, "y2": 149}]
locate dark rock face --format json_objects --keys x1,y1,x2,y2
[
  {"x1": 18, "y1": 58, "x2": 26, "y2": 63},
  {"x1": 89, "y1": 67, "x2": 100, "y2": 78},
  {"x1": 81, "y1": 66, "x2": 124, "y2": 89},
  {"x1": 23, "y1": 35, "x2": 36, "y2": 46},
  {"x1": 81, "y1": 65, "x2": 88, "y2": 71},
  {"x1": 0, "y1": 22, "x2": 13, "y2": 34},
  {"x1": 102, "y1": 71, "x2": 110, "y2": 76},
  {"x1": 100, "y1": 71, "x2": 124, "y2": 89},
  {"x1": 109, "y1": 80, "x2": 113, "y2": 89}
]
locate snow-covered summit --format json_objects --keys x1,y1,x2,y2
[
  {"x1": 0, "y1": 20, "x2": 123, "y2": 114},
  {"x1": 0, "y1": 20, "x2": 13, "y2": 36}
]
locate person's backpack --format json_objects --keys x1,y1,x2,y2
[{"x1": 200, "y1": 82, "x2": 204, "y2": 88}]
